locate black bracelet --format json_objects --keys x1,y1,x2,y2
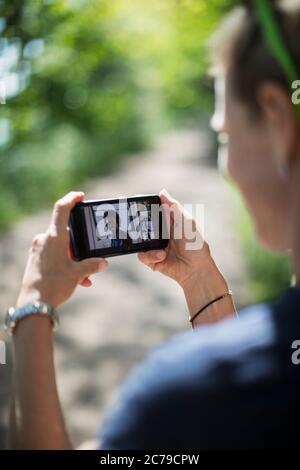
[{"x1": 189, "y1": 290, "x2": 232, "y2": 325}]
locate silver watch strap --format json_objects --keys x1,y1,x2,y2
[{"x1": 4, "y1": 301, "x2": 59, "y2": 335}]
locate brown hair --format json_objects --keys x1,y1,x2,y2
[{"x1": 209, "y1": 0, "x2": 300, "y2": 114}]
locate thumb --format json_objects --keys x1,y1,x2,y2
[
  {"x1": 159, "y1": 189, "x2": 184, "y2": 233},
  {"x1": 137, "y1": 250, "x2": 167, "y2": 267},
  {"x1": 75, "y1": 257, "x2": 108, "y2": 279},
  {"x1": 159, "y1": 189, "x2": 180, "y2": 208},
  {"x1": 159, "y1": 188, "x2": 183, "y2": 217}
]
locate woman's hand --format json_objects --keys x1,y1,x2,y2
[
  {"x1": 138, "y1": 189, "x2": 235, "y2": 324},
  {"x1": 138, "y1": 189, "x2": 216, "y2": 287},
  {"x1": 16, "y1": 191, "x2": 108, "y2": 310}
]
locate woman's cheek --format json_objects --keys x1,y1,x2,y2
[{"x1": 226, "y1": 144, "x2": 241, "y2": 183}]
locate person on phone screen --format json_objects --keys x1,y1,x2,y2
[
  {"x1": 7, "y1": 0, "x2": 300, "y2": 449},
  {"x1": 96, "y1": 210, "x2": 132, "y2": 250}
]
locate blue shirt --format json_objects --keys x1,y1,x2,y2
[{"x1": 99, "y1": 288, "x2": 300, "y2": 449}]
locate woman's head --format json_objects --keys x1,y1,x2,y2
[
  {"x1": 104, "y1": 210, "x2": 119, "y2": 234},
  {"x1": 210, "y1": 0, "x2": 300, "y2": 253}
]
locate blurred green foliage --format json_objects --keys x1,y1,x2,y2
[
  {"x1": 0, "y1": 0, "x2": 292, "y2": 302},
  {"x1": 0, "y1": 0, "x2": 230, "y2": 229}
]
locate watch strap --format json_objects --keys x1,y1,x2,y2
[{"x1": 4, "y1": 301, "x2": 59, "y2": 335}]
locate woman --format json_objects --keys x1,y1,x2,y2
[
  {"x1": 96, "y1": 210, "x2": 132, "y2": 250},
  {"x1": 7, "y1": 1, "x2": 300, "y2": 449}
]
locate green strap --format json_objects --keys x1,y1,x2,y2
[{"x1": 255, "y1": 0, "x2": 300, "y2": 119}]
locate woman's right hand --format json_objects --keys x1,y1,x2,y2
[
  {"x1": 138, "y1": 189, "x2": 219, "y2": 287},
  {"x1": 138, "y1": 189, "x2": 234, "y2": 322}
]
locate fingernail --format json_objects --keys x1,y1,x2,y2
[{"x1": 156, "y1": 250, "x2": 166, "y2": 261}]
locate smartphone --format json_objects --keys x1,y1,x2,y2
[{"x1": 69, "y1": 194, "x2": 169, "y2": 260}]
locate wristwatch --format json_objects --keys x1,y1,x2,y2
[{"x1": 3, "y1": 301, "x2": 59, "y2": 335}]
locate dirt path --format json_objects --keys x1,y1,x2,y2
[{"x1": 0, "y1": 130, "x2": 249, "y2": 447}]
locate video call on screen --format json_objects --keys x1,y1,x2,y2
[{"x1": 84, "y1": 200, "x2": 157, "y2": 251}]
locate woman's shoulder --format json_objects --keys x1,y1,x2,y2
[
  {"x1": 141, "y1": 287, "x2": 300, "y2": 390},
  {"x1": 112, "y1": 300, "x2": 277, "y2": 405},
  {"x1": 99, "y1": 289, "x2": 300, "y2": 449}
]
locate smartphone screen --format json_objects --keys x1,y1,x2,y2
[{"x1": 69, "y1": 194, "x2": 169, "y2": 260}]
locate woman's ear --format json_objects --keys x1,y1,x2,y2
[{"x1": 257, "y1": 82, "x2": 299, "y2": 179}]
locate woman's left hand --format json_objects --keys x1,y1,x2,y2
[{"x1": 16, "y1": 191, "x2": 108, "y2": 310}]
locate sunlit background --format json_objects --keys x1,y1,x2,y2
[{"x1": 0, "y1": 0, "x2": 292, "y2": 448}]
